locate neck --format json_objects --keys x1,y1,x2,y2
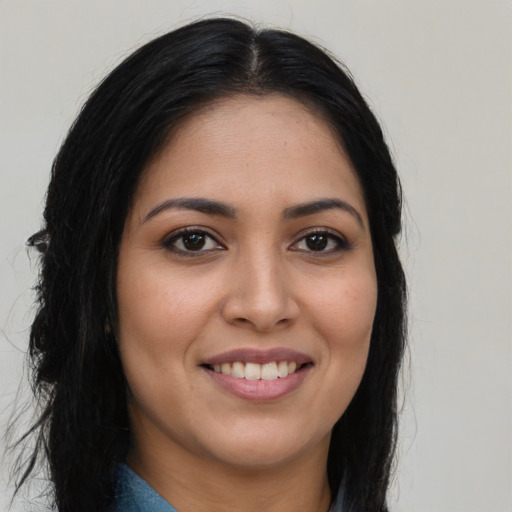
[{"x1": 127, "y1": 436, "x2": 332, "y2": 512}]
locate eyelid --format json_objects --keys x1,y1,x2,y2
[
  {"x1": 290, "y1": 228, "x2": 351, "y2": 253},
  {"x1": 162, "y1": 227, "x2": 225, "y2": 255},
  {"x1": 160, "y1": 226, "x2": 350, "y2": 256}
]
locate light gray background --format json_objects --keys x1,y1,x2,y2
[{"x1": 1, "y1": 1, "x2": 511, "y2": 511}]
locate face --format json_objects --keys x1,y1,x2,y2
[{"x1": 117, "y1": 94, "x2": 377, "y2": 474}]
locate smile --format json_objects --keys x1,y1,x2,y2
[
  {"x1": 201, "y1": 349, "x2": 313, "y2": 401},
  {"x1": 208, "y1": 361, "x2": 304, "y2": 380}
]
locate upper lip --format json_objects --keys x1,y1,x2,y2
[{"x1": 202, "y1": 348, "x2": 313, "y2": 366}]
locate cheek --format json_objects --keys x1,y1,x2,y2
[
  {"x1": 117, "y1": 263, "x2": 215, "y2": 352},
  {"x1": 309, "y1": 269, "x2": 377, "y2": 349},
  {"x1": 303, "y1": 269, "x2": 377, "y2": 419},
  {"x1": 116, "y1": 267, "x2": 207, "y2": 421}
]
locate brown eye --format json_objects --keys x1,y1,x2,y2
[
  {"x1": 305, "y1": 234, "x2": 328, "y2": 251},
  {"x1": 293, "y1": 230, "x2": 349, "y2": 254},
  {"x1": 163, "y1": 229, "x2": 223, "y2": 254},
  {"x1": 182, "y1": 232, "x2": 206, "y2": 251}
]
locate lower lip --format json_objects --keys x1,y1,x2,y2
[{"x1": 203, "y1": 365, "x2": 312, "y2": 401}]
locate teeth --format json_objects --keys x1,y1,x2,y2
[
  {"x1": 261, "y1": 362, "x2": 278, "y2": 380},
  {"x1": 212, "y1": 361, "x2": 301, "y2": 380},
  {"x1": 245, "y1": 362, "x2": 261, "y2": 380},
  {"x1": 277, "y1": 361, "x2": 289, "y2": 378},
  {"x1": 231, "y1": 361, "x2": 245, "y2": 378}
]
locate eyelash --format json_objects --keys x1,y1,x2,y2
[
  {"x1": 161, "y1": 227, "x2": 350, "y2": 256},
  {"x1": 292, "y1": 229, "x2": 351, "y2": 255},
  {"x1": 162, "y1": 228, "x2": 224, "y2": 256}
]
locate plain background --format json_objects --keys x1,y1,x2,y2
[{"x1": 1, "y1": 1, "x2": 510, "y2": 511}]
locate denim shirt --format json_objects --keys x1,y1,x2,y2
[
  {"x1": 111, "y1": 465, "x2": 178, "y2": 512},
  {"x1": 111, "y1": 464, "x2": 344, "y2": 512}
]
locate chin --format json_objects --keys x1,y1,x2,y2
[{"x1": 200, "y1": 421, "x2": 331, "y2": 471}]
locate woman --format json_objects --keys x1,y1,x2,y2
[{"x1": 14, "y1": 17, "x2": 406, "y2": 512}]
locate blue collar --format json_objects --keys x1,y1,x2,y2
[
  {"x1": 112, "y1": 463, "x2": 344, "y2": 511},
  {"x1": 112, "y1": 464, "x2": 177, "y2": 512}
]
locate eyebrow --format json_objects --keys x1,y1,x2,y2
[
  {"x1": 143, "y1": 197, "x2": 237, "y2": 223},
  {"x1": 283, "y1": 198, "x2": 364, "y2": 227},
  {"x1": 142, "y1": 196, "x2": 364, "y2": 227}
]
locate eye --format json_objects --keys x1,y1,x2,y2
[
  {"x1": 163, "y1": 229, "x2": 224, "y2": 254},
  {"x1": 292, "y1": 230, "x2": 349, "y2": 253}
]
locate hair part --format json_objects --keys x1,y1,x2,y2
[{"x1": 13, "y1": 17, "x2": 406, "y2": 512}]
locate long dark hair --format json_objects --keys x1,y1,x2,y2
[{"x1": 13, "y1": 17, "x2": 406, "y2": 512}]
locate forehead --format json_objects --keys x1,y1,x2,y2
[{"x1": 134, "y1": 93, "x2": 366, "y2": 220}]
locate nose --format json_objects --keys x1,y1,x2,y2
[{"x1": 220, "y1": 249, "x2": 299, "y2": 333}]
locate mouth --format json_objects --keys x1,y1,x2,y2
[
  {"x1": 200, "y1": 348, "x2": 313, "y2": 401},
  {"x1": 203, "y1": 361, "x2": 311, "y2": 381}
]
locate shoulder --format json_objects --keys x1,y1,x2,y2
[{"x1": 111, "y1": 464, "x2": 178, "y2": 512}]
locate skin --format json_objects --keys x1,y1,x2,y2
[{"x1": 116, "y1": 94, "x2": 377, "y2": 512}]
